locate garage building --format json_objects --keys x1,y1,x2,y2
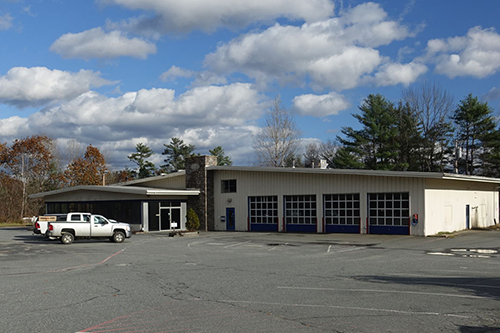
[{"x1": 32, "y1": 155, "x2": 500, "y2": 236}]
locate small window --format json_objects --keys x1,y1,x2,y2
[{"x1": 221, "y1": 179, "x2": 237, "y2": 193}]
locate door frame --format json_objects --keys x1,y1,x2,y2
[
  {"x1": 226, "y1": 207, "x2": 235, "y2": 231},
  {"x1": 466, "y1": 204, "x2": 470, "y2": 229},
  {"x1": 159, "y1": 207, "x2": 182, "y2": 231}
]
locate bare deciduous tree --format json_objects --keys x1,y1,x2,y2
[
  {"x1": 303, "y1": 143, "x2": 320, "y2": 168},
  {"x1": 402, "y1": 81, "x2": 454, "y2": 172},
  {"x1": 319, "y1": 140, "x2": 340, "y2": 168},
  {"x1": 253, "y1": 96, "x2": 301, "y2": 167}
]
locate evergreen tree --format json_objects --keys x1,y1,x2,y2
[
  {"x1": 128, "y1": 143, "x2": 156, "y2": 178},
  {"x1": 481, "y1": 127, "x2": 500, "y2": 178},
  {"x1": 209, "y1": 146, "x2": 233, "y2": 166},
  {"x1": 186, "y1": 208, "x2": 200, "y2": 231},
  {"x1": 162, "y1": 137, "x2": 196, "y2": 172},
  {"x1": 393, "y1": 101, "x2": 423, "y2": 171},
  {"x1": 336, "y1": 94, "x2": 401, "y2": 170},
  {"x1": 452, "y1": 94, "x2": 497, "y2": 175}
]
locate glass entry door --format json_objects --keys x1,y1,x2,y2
[
  {"x1": 160, "y1": 207, "x2": 181, "y2": 231},
  {"x1": 160, "y1": 208, "x2": 171, "y2": 230}
]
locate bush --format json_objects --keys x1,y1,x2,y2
[{"x1": 186, "y1": 208, "x2": 200, "y2": 231}]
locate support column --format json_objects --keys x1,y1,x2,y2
[{"x1": 185, "y1": 155, "x2": 217, "y2": 231}]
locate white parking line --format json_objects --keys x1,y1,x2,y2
[
  {"x1": 277, "y1": 286, "x2": 488, "y2": 299},
  {"x1": 327, "y1": 246, "x2": 365, "y2": 254},
  {"x1": 224, "y1": 240, "x2": 251, "y2": 248},
  {"x1": 219, "y1": 300, "x2": 470, "y2": 318}
]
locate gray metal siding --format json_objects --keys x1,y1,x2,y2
[
  {"x1": 133, "y1": 175, "x2": 186, "y2": 189},
  {"x1": 213, "y1": 170, "x2": 426, "y2": 235}
]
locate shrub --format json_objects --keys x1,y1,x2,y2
[{"x1": 186, "y1": 208, "x2": 200, "y2": 231}]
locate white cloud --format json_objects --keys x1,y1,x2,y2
[
  {"x1": 292, "y1": 92, "x2": 350, "y2": 117},
  {"x1": 426, "y1": 26, "x2": 500, "y2": 78},
  {"x1": 0, "y1": 13, "x2": 13, "y2": 31},
  {"x1": 50, "y1": 27, "x2": 157, "y2": 60},
  {"x1": 0, "y1": 83, "x2": 266, "y2": 167},
  {"x1": 159, "y1": 66, "x2": 227, "y2": 87},
  {"x1": 204, "y1": 3, "x2": 418, "y2": 91},
  {"x1": 483, "y1": 85, "x2": 500, "y2": 101},
  {"x1": 373, "y1": 62, "x2": 428, "y2": 87},
  {"x1": 100, "y1": 0, "x2": 335, "y2": 34},
  {"x1": 159, "y1": 66, "x2": 196, "y2": 81},
  {"x1": 0, "y1": 67, "x2": 115, "y2": 108}
]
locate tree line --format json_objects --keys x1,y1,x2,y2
[
  {"x1": 126, "y1": 138, "x2": 232, "y2": 178},
  {"x1": 255, "y1": 84, "x2": 500, "y2": 177},
  {"x1": 0, "y1": 136, "x2": 232, "y2": 222}
]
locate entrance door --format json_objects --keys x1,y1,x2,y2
[
  {"x1": 466, "y1": 205, "x2": 470, "y2": 229},
  {"x1": 160, "y1": 208, "x2": 171, "y2": 230},
  {"x1": 170, "y1": 208, "x2": 181, "y2": 230},
  {"x1": 226, "y1": 208, "x2": 235, "y2": 231},
  {"x1": 160, "y1": 208, "x2": 181, "y2": 230}
]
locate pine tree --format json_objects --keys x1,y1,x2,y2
[
  {"x1": 209, "y1": 146, "x2": 233, "y2": 166},
  {"x1": 393, "y1": 101, "x2": 423, "y2": 171},
  {"x1": 162, "y1": 138, "x2": 196, "y2": 172},
  {"x1": 481, "y1": 128, "x2": 500, "y2": 177},
  {"x1": 336, "y1": 94, "x2": 401, "y2": 170},
  {"x1": 452, "y1": 94, "x2": 497, "y2": 175},
  {"x1": 128, "y1": 143, "x2": 156, "y2": 178}
]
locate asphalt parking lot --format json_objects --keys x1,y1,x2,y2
[{"x1": 1, "y1": 227, "x2": 499, "y2": 333}]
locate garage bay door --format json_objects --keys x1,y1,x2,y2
[
  {"x1": 284, "y1": 195, "x2": 317, "y2": 232},
  {"x1": 248, "y1": 196, "x2": 279, "y2": 231},
  {"x1": 324, "y1": 193, "x2": 361, "y2": 233},
  {"x1": 368, "y1": 193, "x2": 410, "y2": 235}
]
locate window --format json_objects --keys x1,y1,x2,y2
[
  {"x1": 368, "y1": 192, "x2": 410, "y2": 226},
  {"x1": 324, "y1": 193, "x2": 360, "y2": 225},
  {"x1": 221, "y1": 179, "x2": 237, "y2": 193},
  {"x1": 93, "y1": 216, "x2": 107, "y2": 224},
  {"x1": 249, "y1": 196, "x2": 278, "y2": 224},
  {"x1": 284, "y1": 195, "x2": 316, "y2": 224}
]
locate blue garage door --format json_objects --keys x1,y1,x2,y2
[
  {"x1": 368, "y1": 192, "x2": 410, "y2": 235},
  {"x1": 284, "y1": 195, "x2": 317, "y2": 233},
  {"x1": 249, "y1": 196, "x2": 279, "y2": 231},
  {"x1": 324, "y1": 193, "x2": 361, "y2": 233}
]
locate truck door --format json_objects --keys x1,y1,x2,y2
[{"x1": 92, "y1": 215, "x2": 113, "y2": 237}]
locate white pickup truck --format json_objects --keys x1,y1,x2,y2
[{"x1": 45, "y1": 212, "x2": 132, "y2": 244}]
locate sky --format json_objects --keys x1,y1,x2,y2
[{"x1": 1, "y1": 0, "x2": 500, "y2": 170}]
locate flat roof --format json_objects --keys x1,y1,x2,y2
[
  {"x1": 29, "y1": 184, "x2": 200, "y2": 199},
  {"x1": 207, "y1": 166, "x2": 500, "y2": 184}
]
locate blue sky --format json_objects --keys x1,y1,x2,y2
[{"x1": 1, "y1": 0, "x2": 500, "y2": 169}]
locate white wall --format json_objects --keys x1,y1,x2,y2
[{"x1": 424, "y1": 179, "x2": 499, "y2": 235}]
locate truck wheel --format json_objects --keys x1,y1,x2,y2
[
  {"x1": 61, "y1": 232, "x2": 74, "y2": 244},
  {"x1": 112, "y1": 231, "x2": 125, "y2": 243}
]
